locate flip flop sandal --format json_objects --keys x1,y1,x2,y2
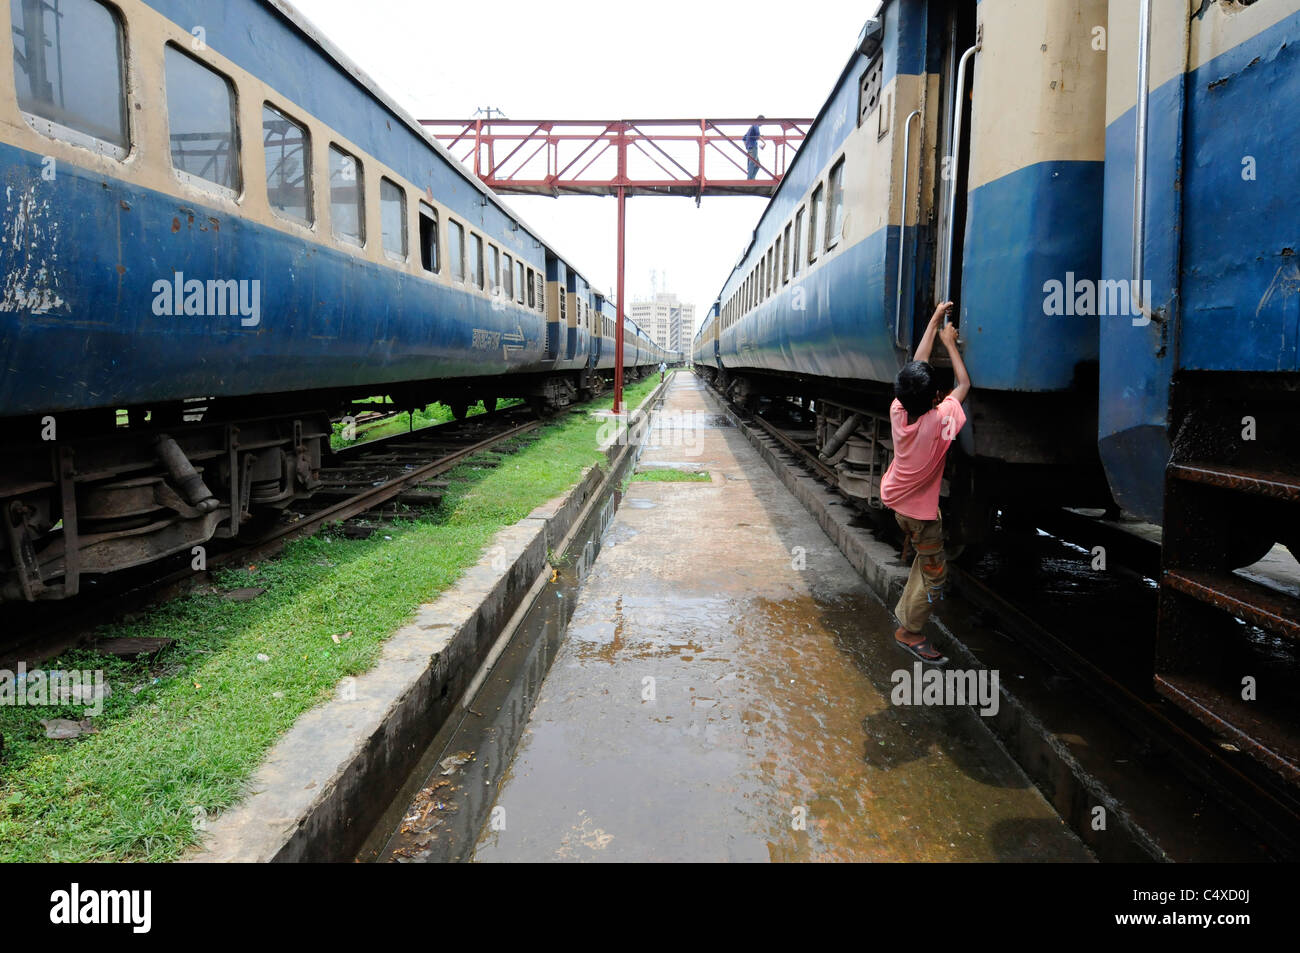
[{"x1": 895, "y1": 634, "x2": 948, "y2": 665}]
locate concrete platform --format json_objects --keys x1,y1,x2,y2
[
  {"x1": 190, "y1": 381, "x2": 666, "y2": 863},
  {"x1": 471, "y1": 375, "x2": 1092, "y2": 862}
]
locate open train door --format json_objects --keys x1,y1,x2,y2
[
  {"x1": 563, "y1": 273, "x2": 580, "y2": 362},
  {"x1": 930, "y1": 0, "x2": 977, "y2": 333},
  {"x1": 592, "y1": 294, "x2": 605, "y2": 368},
  {"x1": 888, "y1": 2, "x2": 977, "y2": 358}
]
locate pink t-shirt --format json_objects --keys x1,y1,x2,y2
[{"x1": 879, "y1": 395, "x2": 967, "y2": 521}]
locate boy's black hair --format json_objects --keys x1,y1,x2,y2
[{"x1": 895, "y1": 360, "x2": 937, "y2": 419}]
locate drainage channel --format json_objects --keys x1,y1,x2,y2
[{"x1": 356, "y1": 399, "x2": 659, "y2": 863}]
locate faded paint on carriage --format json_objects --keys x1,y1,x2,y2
[
  {"x1": 1099, "y1": 0, "x2": 1300, "y2": 521},
  {"x1": 0, "y1": 0, "x2": 657, "y2": 419},
  {"x1": 0, "y1": 144, "x2": 550, "y2": 415}
]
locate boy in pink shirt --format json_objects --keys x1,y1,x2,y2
[{"x1": 879, "y1": 302, "x2": 970, "y2": 665}]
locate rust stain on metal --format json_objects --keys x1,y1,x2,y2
[{"x1": 1170, "y1": 462, "x2": 1300, "y2": 502}]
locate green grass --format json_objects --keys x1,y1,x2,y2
[
  {"x1": 629, "y1": 468, "x2": 710, "y2": 483},
  {"x1": 0, "y1": 375, "x2": 664, "y2": 862},
  {"x1": 329, "y1": 398, "x2": 523, "y2": 451}
]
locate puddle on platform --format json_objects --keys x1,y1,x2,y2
[{"x1": 358, "y1": 420, "x2": 648, "y2": 863}]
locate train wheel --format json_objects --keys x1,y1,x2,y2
[
  {"x1": 450, "y1": 402, "x2": 469, "y2": 421},
  {"x1": 483, "y1": 397, "x2": 498, "y2": 413}
]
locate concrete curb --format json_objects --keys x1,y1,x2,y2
[
  {"x1": 708, "y1": 386, "x2": 1157, "y2": 863},
  {"x1": 192, "y1": 377, "x2": 670, "y2": 863}
]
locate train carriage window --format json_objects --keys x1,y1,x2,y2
[
  {"x1": 515, "y1": 261, "x2": 526, "y2": 303},
  {"x1": 489, "y1": 245, "x2": 501, "y2": 298},
  {"x1": 808, "y1": 183, "x2": 823, "y2": 264},
  {"x1": 262, "y1": 104, "x2": 311, "y2": 223},
  {"x1": 470, "y1": 234, "x2": 484, "y2": 289},
  {"x1": 503, "y1": 253, "x2": 514, "y2": 299},
  {"x1": 11, "y1": 0, "x2": 128, "y2": 155},
  {"x1": 858, "y1": 57, "x2": 883, "y2": 127},
  {"x1": 380, "y1": 178, "x2": 407, "y2": 259},
  {"x1": 526, "y1": 267, "x2": 536, "y2": 309},
  {"x1": 418, "y1": 202, "x2": 439, "y2": 273},
  {"x1": 165, "y1": 45, "x2": 240, "y2": 192},
  {"x1": 782, "y1": 224, "x2": 792, "y2": 283},
  {"x1": 328, "y1": 145, "x2": 364, "y2": 245},
  {"x1": 792, "y1": 208, "x2": 805, "y2": 276},
  {"x1": 535, "y1": 272, "x2": 545, "y2": 312},
  {"x1": 826, "y1": 158, "x2": 845, "y2": 249},
  {"x1": 449, "y1": 220, "x2": 465, "y2": 281}
]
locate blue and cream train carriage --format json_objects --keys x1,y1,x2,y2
[
  {"x1": 697, "y1": 0, "x2": 1112, "y2": 546},
  {"x1": 696, "y1": 0, "x2": 1300, "y2": 795},
  {"x1": 0, "y1": 0, "x2": 664, "y2": 605}
]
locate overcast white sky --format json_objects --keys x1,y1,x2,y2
[{"x1": 292, "y1": 0, "x2": 878, "y2": 337}]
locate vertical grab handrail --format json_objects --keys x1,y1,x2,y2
[
  {"x1": 1132, "y1": 0, "x2": 1153, "y2": 316},
  {"x1": 942, "y1": 44, "x2": 979, "y2": 311},
  {"x1": 894, "y1": 108, "x2": 922, "y2": 350}
]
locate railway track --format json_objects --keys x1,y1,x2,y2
[
  {"x1": 712, "y1": 382, "x2": 1300, "y2": 859},
  {"x1": 0, "y1": 405, "x2": 546, "y2": 669}
]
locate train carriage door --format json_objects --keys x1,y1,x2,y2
[
  {"x1": 931, "y1": 1, "x2": 978, "y2": 324},
  {"x1": 544, "y1": 254, "x2": 564, "y2": 361},
  {"x1": 563, "y1": 273, "x2": 580, "y2": 361},
  {"x1": 587, "y1": 292, "x2": 596, "y2": 367},
  {"x1": 711, "y1": 299, "x2": 721, "y2": 366},
  {"x1": 593, "y1": 294, "x2": 605, "y2": 366}
]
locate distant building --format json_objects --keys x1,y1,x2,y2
[{"x1": 631, "y1": 292, "x2": 695, "y2": 353}]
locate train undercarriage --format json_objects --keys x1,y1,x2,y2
[
  {"x1": 696, "y1": 363, "x2": 1112, "y2": 553},
  {"x1": 0, "y1": 365, "x2": 656, "y2": 604}
]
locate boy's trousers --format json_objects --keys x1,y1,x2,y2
[{"x1": 894, "y1": 511, "x2": 948, "y2": 633}]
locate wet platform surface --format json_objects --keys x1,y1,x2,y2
[{"x1": 472, "y1": 376, "x2": 1092, "y2": 862}]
